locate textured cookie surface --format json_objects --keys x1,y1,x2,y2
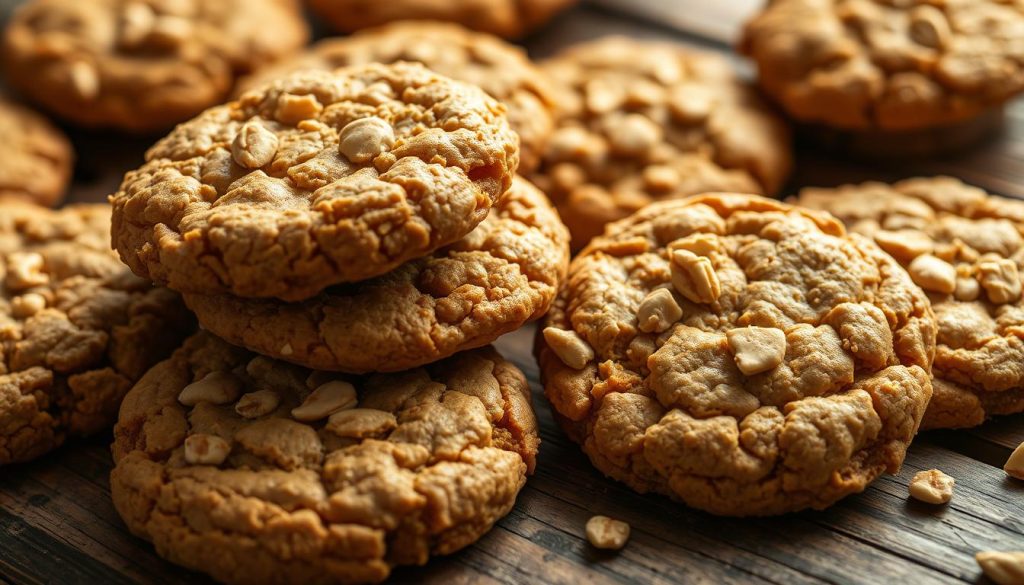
[
  {"x1": 537, "y1": 194, "x2": 936, "y2": 515},
  {"x1": 529, "y1": 36, "x2": 792, "y2": 248},
  {"x1": 111, "y1": 63, "x2": 520, "y2": 301},
  {"x1": 0, "y1": 200, "x2": 192, "y2": 466},
  {"x1": 0, "y1": 100, "x2": 73, "y2": 207},
  {"x1": 237, "y1": 21, "x2": 555, "y2": 173},
  {"x1": 111, "y1": 332, "x2": 539, "y2": 585},
  {"x1": 3, "y1": 0, "x2": 309, "y2": 132},
  {"x1": 184, "y1": 177, "x2": 569, "y2": 373},
  {"x1": 798, "y1": 177, "x2": 1024, "y2": 429},
  {"x1": 742, "y1": 0, "x2": 1024, "y2": 131}
]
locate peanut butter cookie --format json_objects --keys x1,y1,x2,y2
[
  {"x1": 0, "y1": 99, "x2": 73, "y2": 207},
  {"x1": 0, "y1": 200, "x2": 192, "y2": 466},
  {"x1": 537, "y1": 194, "x2": 936, "y2": 516},
  {"x1": 183, "y1": 177, "x2": 569, "y2": 373},
  {"x1": 3, "y1": 0, "x2": 309, "y2": 132},
  {"x1": 798, "y1": 177, "x2": 1024, "y2": 429},
  {"x1": 111, "y1": 64, "x2": 521, "y2": 301},
  {"x1": 529, "y1": 37, "x2": 792, "y2": 249},
  {"x1": 111, "y1": 331, "x2": 539, "y2": 585}
]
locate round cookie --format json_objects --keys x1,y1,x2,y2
[
  {"x1": 0, "y1": 99, "x2": 73, "y2": 207},
  {"x1": 111, "y1": 63, "x2": 521, "y2": 301},
  {"x1": 536, "y1": 193, "x2": 936, "y2": 516},
  {"x1": 529, "y1": 37, "x2": 792, "y2": 249},
  {"x1": 797, "y1": 177, "x2": 1024, "y2": 429},
  {"x1": 111, "y1": 331, "x2": 539, "y2": 585},
  {"x1": 3, "y1": 0, "x2": 309, "y2": 132},
  {"x1": 183, "y1": 177, "x2": 569, "y2": 373},
  {"x1": 237, "y1": 21, "x2": 555, "y2": 173},
  {"x1": 0, "y1": 200, "x2": 192, "y2": 466},
  {"x1": 305, "y1": 0, "x2": 577, "y2": 39}
]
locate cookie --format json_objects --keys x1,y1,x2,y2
[
  {"x1": 797, "y1": 177, "x2": 1024, "y2": 429},
  {"x1": 537, "y1": 193, "x2": 936, "y2": 516},
  {"x1": 0, "y1": 200, "x2": 192, "y2": 466},
  {"x1": 529, "y1": 37, "x2": 792, "y2": 249},
  {"x1": 111, "y1": 63, "x2": 520, "y2": 301},
  {"x1": 183, "y1": 176, "x2": 569, "y2": 373},
  {"x1": 111, "y1": 331, "x2": 539, "y2": 585},
  {"x1": 3, "y1": 0, "x2": 309, "y2": 132},
  {"x1": 237, "y1": 21, "x2": 555, "y2": 173},
  {"x1": 0, "y1": 99, "x2": 73, "y2": 207},
  {"x1": 305, "y1": 0, "x2": 577, "y2": 39}
]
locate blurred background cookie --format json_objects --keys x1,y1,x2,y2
[{"x1": 0, "y1": 98, "x2": 72, "y2": 206}]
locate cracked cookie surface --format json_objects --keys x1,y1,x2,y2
[
  {"x1": 110, "y1": 63, "x2": 521, "y2": 301},
  {"x1": 0, "y1": 99, "x2": 73, "y2": 207},
  {"x1": 3, "y1": 0, "x2": 309, "y2": 132},
  {"x1": 0, "y1": 200, "x2": 192, "y2": 466},
  {"x1": 111, "y1": 331, "x2": 539, "y2": 585},
  {"x1": 183, "y1": 176, "x2": 569, "y2": 373},
  {"x1": 798, "y1": 177, "x2": 1024, "y2": 429},
  {"x1": 536, "y1": 193, "x2": 936, "y2": 516}
]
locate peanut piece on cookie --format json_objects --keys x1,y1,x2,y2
[
  {"x1": 11, "y1": 293, "x2": 46, "y2": 318},
  {"x1": 668, "y1": 233, "x2": 721, "y2": 257},
  {"x1": 955, "y1": 277, "x2": 980, "y2": 302},
  {"x1": 908, "y1": 469, "x2": 954, "y2": 504},
  {"x1": 235, "y1": 390, "x2": 280, "y2": 419},
  {"x1": 979, "y1": 258, "x2": 1022, "y2": 304},
  {"x1": 909, "y1": 5, "x2": 951, "y2": 50},
  {"x1": 275, "y1": 93, "x2": 323, "y2": 125},
  {"x1": 326, "y1": 408, "x2": 398, "y2": 439},
  {"x1": 6, "y1": 252, "x2": 48, "y2": 290},
  {"x1": 543, "y1": 327, "x2": 594, "y2": 370},
  {"x1": 637, "y1": 288, "x2": 683, "y2": 333},
  {"x1": 292, "y1": 380, "x2": 357, "y2": 421},
  {"x1": 607, "y1": 113, "x2": 661, "y2": 157},
  {"x1": 338, "y1": 117, "x2": 396, "y2": 164},
  {"x1": 908, "y1": 254, "x2": 956, "y2": 294},
  {"x1": 872, "y1": 229, "x2": 932, "y2": 262},
  {"x1": 178, "y1": 371, "x2": 243, "y2": 406},
  {"x1": 231, "y1": 121, "x2": 279, "y2": 169},
  {"x1": 670, "y1": 249, "x2": 721, "y2": 304},
  {"x1": 68, "y1": 61, "x2": 99, "y2": 101},
  {"x1": 976, "y1": 552, "x2": 1024, "y2": 585},
  {"x1": 586, "y1": 516, "x2": 630, "y2": 550},
  {"x1": 184, "y1": 434, "x2": 231, "y2": 466},
  {"x1": 1006, "y1": 442, "x2": 1024, "y2": 480},
  {"x1": 726, "y1": 326, "x2": 786, "y2": 376}
]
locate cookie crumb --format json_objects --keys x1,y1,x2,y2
[
  {"x1": 976, "y1": 551, "x2": 1024, "y2": 585},
  {"x1": 586, "y1": 515, "x2": 630, "y2": 551},
  {"x1": 908, "y1": 469, "x2": 954, "y2": 504},
  {"x1": 1005, "y1": 442, "x2": 1024, "y2": 480}
]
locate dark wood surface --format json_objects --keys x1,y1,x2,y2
[{"x1": 2, "y1": 2, "x2": 1024, "y2": 584}]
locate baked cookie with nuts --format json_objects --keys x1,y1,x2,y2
[
  {"x1": 111, "y1": 64, "x2": 520, "y2": 301},
  {"x1": 797, "y1": 177, "x2": 1024, "y2": 429},
  {"x1": 2, "y1": 0, "x2": 309, "y2": 132},
  {"x1": 183, "y1": 177, "x2": 569, "y2": 373},
  {"x1": 537, "y1": 193, "x2": 936, "y2": 516},
  {"x1": 111, "y1": 331, "x2": 539, "y2": 584},
  {"x1": 530, "y1": 36, "x2": 792, "y2": 249},
  {"x1": 0, "y1": 99, "x2": 73, "y2": 207},
  {"x1": 0, "y1": 200, "x2": 192, "y2": 466}
]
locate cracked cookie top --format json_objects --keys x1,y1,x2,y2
[
  {"x1": 182, "y1": 176, "x2": 569, "y2": 373},
  {"x1": 0, "y1": 99, "x2": 73, "y2": 207},
  {"x1": 0, "y1": 200, "x2": 192, "y2": 466},
  {"x1": 798, "y1": 177, "x2": 1024, "y2": 429},
  {"x1": 2, "y1": 0, "x2": 309, "y2": 132},
  {"x1": 110, "y1": 63, "x2": 521, "y2": 301},
  {"x1": 536, "y1": 193, "x2": 936, "y2": 516},
  {"x1": 236, "y1": 21, "x2": 555, "y2": 173},
  {"x1": 111, "y1": 331, "x2": 538, "y2": 585},
  {"x1": 741, "y1": 0, "x2": 1024, "y2": 131}
]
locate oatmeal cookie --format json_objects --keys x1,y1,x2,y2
[
  {"x1": 537, "y1": 193, "x2": 936, "y2": 516},
  {"x1": 0, "y1": 99, "x2": 73, "y2": 207},
  {"x1": 0, "y1": 200, "x2": 192, "y2": 466},
  {"x1": 183, "y1": 177, "x2": 569, "y2": 373},
  {"x1": 111, "y1": 332, "x2": 539, "y2": 585},
  {"x1": 530, "y1": 37, "x2": 792, "y2": 249},
  {"x1": 2, "y1": 0, "x2": 309, "y2": 132},
  {"x1": 111, "y1": 64, "x2": 520, "y2": 301},
  {"x1": 797, "y1": 177, "x2": 1024, "y2": 429},
  {"x1": 237, "y1": 21, "x2": 555, "y2": 173}
]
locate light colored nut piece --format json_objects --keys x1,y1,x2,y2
[
  {"x1": 637, "y1": 288, "x2": 683, "y2": 333},
  {"x1": 670, "y1": 249, "x2": 721, "y2": 304},
  {"x1": 909, "y1": 5, "x2": 951, "y2": 49},
  {"x1": 11, "y1": 293, "x2": 46, "y2": 318},
  {"x1": 668, "y1": 233, "x2": 721, "y2": 257},
  {"x1": 275, "y1": 93, "x2": 323, "y2": 125},
  {"x1": 585, "y1": 78, "x2": 624, "y2": 114},
  {"x1": 68, "y1": 61, "x2": 99, "y2": 101},
  {"x1": 907, "y1": 254, "x2": 956, "y2": 294},
  {"x1": 178, "y1": 371, "x2": 243, "y2": 406},
  {"x1": 585, "y1": 515, "x2": 630, "y2": 550},
  {"x1": 978, "y1": 259, "x2": 1022, "y2": 304},
  {"x1": 1005, "y1": 442, "x2": 1024, "y2": 480},
  {"x1": 119, "y1": 2, "x2": 155, "y2": 47},
  {"x1": 668, "y1": 84, "x2": 715, "y2": 122},
  {"x1": 184, "y1": 433, "x2": 231, "y2": 466},
  {"x1": 147, "y1": 16, "x2": 191, "y2": 48},
  {"x1": 292, "y1": 380, "x2": 358, "y2": 422},
  {"x1": 976, "y1": 551, "x2": 1024, "y2": 585},
  {"x1": 908, "y1": 469, "x2": 954, "y2": 504},
  {"x1": 955, "y1": 277, "x2": 980, "y2": 302},
  {"x1": 338, "y1": 117, "x2": 396, "y2": 164},
  {"x1": 872, "y1": 229, "x2": 933, "y2": 262},
  {"x1": 326, "y1": 408, "x2": 398, "y2": 438},
  {"x1": 231, "y1": 120, "x2": 279, "y2": 169},
  {"x1": 642, "y1": 165, "x2": 679, "y2": 191},
  {"x1": 726, "y1": 326, "x2": 787, "y2": 376},
  {"x1": 280, "y1": 343, "x2": 294, "y2": 356},
  {"x1": 235, "y1": 390, "x2": 280, "y2": 419},
  {"x1": 607, "y1": 113, "x2": 661, "y2": 157},
  {"x1": 5, "y1": 252, "x2": 48, "y2": 291},
  {"x1": 543, "y1": 327, "x2": 595, "y2": 370}
]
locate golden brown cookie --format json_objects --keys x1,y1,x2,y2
[
  {"x1": 3, "y1": 0, "x2": 309, "y2": 132},
  {"x1": 111, "y1": 64, "x2": 521, "y2": 301},
  {"x1": 0, "y1": 200, "x2": 192, "y2": 466},
  {"x1": 0, "y1": 99, "x2": 73, "y2": 207},
  {"x1": 237, "y1": 21, "x2": 555, "y2": 173},
  {"x1": 183, "y1": 177, "x2": 569, "y2": 373},
  {"x1": 111, "y1": 331, "x2": 539, "y2": 585},
  {"x1": 537, "y1": 194, "x2": 936, "y2": 516},
  {"x1": 797, "y1": 177, "x2": 1024, "y2": 429},
  {"x1": 529, "y1": 37, "x2": 792, "y2": 249}
]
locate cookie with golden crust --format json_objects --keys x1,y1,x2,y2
[
  {"x1": 0, "y1": 200, "x2": 192, "y2": 466},
  {"x1": 529, "y1": 37, "x2": 793, "y2": 249},
  {"x1": 536, "y1": 193, "x2": 936, "y2": 516},
  {"x1": 111, "y1": 64, "x2": 520, "y2": 301},
  {"x1": 237, "y1": 21, "x2": 555, "y2": 173},
  {"x1": 797, "y1": 177, "x2": 1024, "y2": 429},
  {"x1": 0, "y1": 100, "x2": 73, "y2": 207},
  {"x1": 3, "y1": 0, "x2": 309, "y2": 132},
  {"x1": 183, "y1": 177, "x2": 569, "y2": 373},
  {"x1": 111, "y1": 331, "x2": 539, "y2": 585}
]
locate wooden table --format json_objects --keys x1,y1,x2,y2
[{"x1": 2, "y1": 3, "x2": 1023, "y2": 584}]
